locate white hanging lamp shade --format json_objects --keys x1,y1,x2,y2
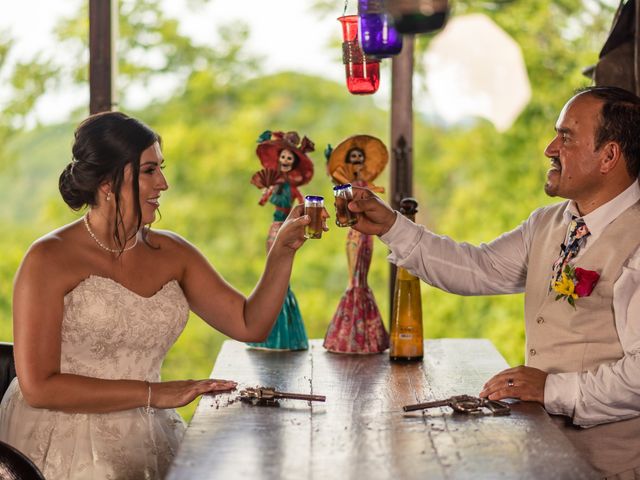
[{"x1": 420, "y1": 14, "x2": 531, "y2": 132}]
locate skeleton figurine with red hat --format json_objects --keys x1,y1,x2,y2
[{"x1": 248, "y1": 130, "x2": 315, "y2": 350}]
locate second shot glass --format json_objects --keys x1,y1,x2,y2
[{"x1": 333, "y1": 183, "x2": 358, "y2": 227}]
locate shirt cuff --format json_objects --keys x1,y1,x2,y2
[
  {"x1": 379, "y1": 211, "x2": 402, "y2": 244},
  {"x1": 544, "y1": 372, "x2": 578, "y2": 418},
  {"x1": 379, "y1": 213, "x2": 424, "y2": 262}
]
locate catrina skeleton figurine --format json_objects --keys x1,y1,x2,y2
[
  {"x1": 324, "y1": 134, "x2": 390, "y2": 354},
  {"x1": 248, "y1": 130, "x2": 315, "y2": 350}
]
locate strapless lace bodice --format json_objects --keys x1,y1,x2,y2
[
  {"x1": 0, "y1": 275, "x2": 190, "y2": 480},
  {"x1": 61, "y1": 275, "x2": 189, "y2": 381}
]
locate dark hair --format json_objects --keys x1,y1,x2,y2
[
  {"x1": 59, "y1": 111, "x2": 160, "y2": 251},
  {"x1": 577, "y1": 86, "x2": 640, "y2": 177},
  {"x1": 345, "y1": 147, "x2": 365, "y2": 164}
]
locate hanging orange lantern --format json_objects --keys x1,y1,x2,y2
[{"x1": 339, "y1": 15, "x2": 381, "y2": 95}]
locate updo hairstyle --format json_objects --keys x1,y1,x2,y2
[{"x1": 58, "y1": 111, "x2": 160, "y2": 249}]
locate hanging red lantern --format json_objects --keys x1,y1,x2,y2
[
  {"x1": 339, "y1": 15, "x2": 381, "y2": 95},
  {"x1": 387, "y1": 0, "x2": 449, "y2": 35}
]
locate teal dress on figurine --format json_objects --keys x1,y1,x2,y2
[{"x1": 248, "y1": 130, "x2": 315, "y2": 350}]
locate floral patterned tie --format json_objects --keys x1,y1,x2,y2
[{"x1": 550, "y1": 218, "x2": 590, "y2": 289}]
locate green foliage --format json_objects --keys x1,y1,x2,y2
[
  {"x1": 52, "y1": 0, "x2": 260, "y2": 112},
  {"x1": 0, "y1": 0, "x2": 617, "y2": 421},
  {"x1": 0, "y1": 29, "x2": 59, "y2": 166}
]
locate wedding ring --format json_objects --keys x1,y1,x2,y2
[{"x1": 507, "y1": 378, "x2": 515, "y2": 388}]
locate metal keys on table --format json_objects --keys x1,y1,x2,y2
[
  {"x1": 239, "y1": 387, "x2": 327, "y2": 407},
  {"x1": 403, "y1": 394, "x2": 511, "y2": 416}
]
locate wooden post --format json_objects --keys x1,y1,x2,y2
[
  {"x1": 635, "y1": 0, "x2": 640, "y2": 95},
  {"x1": 89, "y1": 0, "x2": 116, "y2": 114},
  {"x1": 388, "y1": 36, "x2": 415, "y2": 319}
]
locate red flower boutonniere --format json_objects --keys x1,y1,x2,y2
[{"x1": 552, "y1": 265, "x2": 600, "y2": 308}]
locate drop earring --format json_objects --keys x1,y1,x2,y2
[{"x1": 106, "y1": 192, "x2": 111, "y2": 201}]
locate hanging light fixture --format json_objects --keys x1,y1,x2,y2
[
  {"x1": 339, "y1": 14, "x2": 381, "y2": 95},
  {"x1": 387, "y1": 0, "x2": 449, "y2": 35},
  {"x1": 358, "y1": 0, "x2": 403, "y2": 58}
]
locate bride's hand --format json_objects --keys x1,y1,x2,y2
[
  {"x1": 272, "y1": 205, "x2": 310, "y2": 252},
  {"x1": 149, "y1": 379, "x2": 237, "y2": 409}
]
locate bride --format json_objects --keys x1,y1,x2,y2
[{"x1": 0, "y1": 111, "x2": 321, "y2": 479}]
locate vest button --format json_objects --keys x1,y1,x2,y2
[
  {"x1": 530, "y1": 348, "x2": 537, "y2": 356},
  {"x1": 536, "y1": 316, "x2": 544, "y2": 324}
]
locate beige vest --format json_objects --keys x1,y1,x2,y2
[{"x1": 524, "y1": 200, "x2": 640, "y2": 475}]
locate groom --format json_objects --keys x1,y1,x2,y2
[{"x1": 348, "y1": 86, "x2": 640, "y2": 478}]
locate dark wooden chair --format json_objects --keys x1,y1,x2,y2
[
  {"x1": 0, "y1": 342, "x2": 16, "y2": 400},
  {"x1": 0, "y1": 343, "x2": 44, "y2": 479},
  {"x1": 0, "y1": 440, "x2": 45, "y2": 480}
]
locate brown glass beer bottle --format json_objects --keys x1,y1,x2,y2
[{"x1": 389, "y1": 198, "x2": 424, "y2": 361}]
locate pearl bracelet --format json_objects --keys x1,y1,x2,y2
[{"x1": 145, "y1": 381, "x2": 153, "y2": 415}]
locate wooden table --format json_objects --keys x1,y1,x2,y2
[{"x1": 166, "y1": 339, "x2": 599, "y2": 480}]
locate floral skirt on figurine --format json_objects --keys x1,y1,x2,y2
[
  {"x1": 324, "y1": 230, "x2": 389, "y2": 354},
  {"x1": 323, "y1": 285, "x2": 389, "y2": 354}
]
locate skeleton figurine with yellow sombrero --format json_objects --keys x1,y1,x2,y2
[
  {"x1": 248, "y1": 130, "x2": 315, "y2": 350},
  {"x1": 323, "y1": 135, "x2": 390, "y2": 354}
]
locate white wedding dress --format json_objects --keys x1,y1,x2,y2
[{"x1": 0, "y1": 275, "x2": 189, "y2": 480}]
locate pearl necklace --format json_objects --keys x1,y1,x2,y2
[{"x1": 83, "y1": 213, "x2": 138, "y2": 253}]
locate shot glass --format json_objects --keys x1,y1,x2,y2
[
  {"x1": 333, "y1": 184, "x2": 358, "y2": 227},
  {"x1": 304, "y1": 195, "x2": 324, "y2": 239}
]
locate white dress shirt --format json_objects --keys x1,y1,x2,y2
[{"x1": 380, "y1": 181, "x2": 640, "y2": 426}]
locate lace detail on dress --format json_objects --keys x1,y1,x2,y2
[
  {"x1": 61, "y1": 276, "x2": 189, "y2": 381},
  {"x1": 0, "y1": 275, "x2": 190, "y2": 480}
]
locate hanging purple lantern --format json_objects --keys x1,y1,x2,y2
[
  {"x1": 387, "y1": 0, "x2": 449, "y2": 35},
  {"x1": 358, "y1": 0, "x2": 403, "y2": 58}
]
